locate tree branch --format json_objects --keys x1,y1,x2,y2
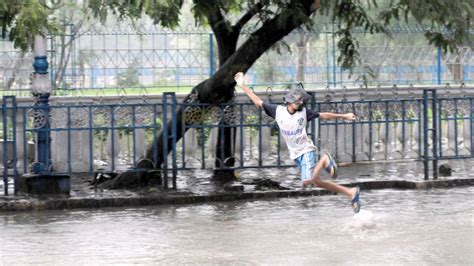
[
  {"x1": 232, "y1": 2, "x2": 264, "y2": 33},
  {"x1": 210, "y1": 0, "x2": 316, "y2": 88},
  {"x1": 207, "y1": 6, "x2": 231, "y2": 38}
]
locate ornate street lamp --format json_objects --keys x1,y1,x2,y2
[
  {"x1": 17, "y1": 34, "x2": 70, "y2": 195},
  {"x1": 30, "y1": 34, "x2": 53, "y2": 174}
]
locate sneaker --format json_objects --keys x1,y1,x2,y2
[{"x1": 325, "y1": 152, "x2": 338, "y2": 178}]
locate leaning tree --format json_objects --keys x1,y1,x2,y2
[{"x1": 1, "y1": 0, "x2": 472, "y2": 184}]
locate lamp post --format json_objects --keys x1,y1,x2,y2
[
  {"x1": 16, "y1": 34, "x2": 70, "y2": 195},
  {"x1": 31, "y1": 34, "x2": 53, "y2": 174}
]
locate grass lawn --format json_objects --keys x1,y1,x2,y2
[{"x1": 1, "y1": 84, "x2": 286, "y2": 97}]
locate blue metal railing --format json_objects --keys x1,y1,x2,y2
[{"x1": 1, "y1": 88, "x2": 473, "y2": 193}]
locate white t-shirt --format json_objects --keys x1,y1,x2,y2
[{"x1": 262, "y1": 102, "x2": 320, "y2": 159}]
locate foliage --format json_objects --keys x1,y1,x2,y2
[
  {"x1": 378, "y1": 0, "x2": 473, "y2": 51},
  {"x1": 0, "y1": 0, "x2": 471, "y2": 72},
  {"x1": 88, "y1": 0, "x2": 183, "y2": 28},
  {"x1": 0, "y1": 0, "x2": 62, "y2": 50}
]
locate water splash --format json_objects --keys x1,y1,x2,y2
[{"x1": 351, "y1": 209, "x2": 376, "y2": 229}]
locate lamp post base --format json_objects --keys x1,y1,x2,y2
[{"x1": 16, "y1": 174, "x2": 70, "y2": 195}]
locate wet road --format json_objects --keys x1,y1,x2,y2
[{"x1": 1, "y1": 187, "x2": 473, "y2": 265}]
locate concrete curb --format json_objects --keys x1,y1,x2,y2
[{"x1": 1, "y1": 178, "x2": 473, "y2": 212}]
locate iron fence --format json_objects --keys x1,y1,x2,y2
[{"x1": 0, "y1": 86, "x2": 472, "y2": 193}]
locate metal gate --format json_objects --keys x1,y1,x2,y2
[{"x1": 422, "y1": 89, "x2": 474, "y2": 179}]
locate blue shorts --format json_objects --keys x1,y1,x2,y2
[{"x1": 294, "y1": 151, "x2": 317, "y2": 181}]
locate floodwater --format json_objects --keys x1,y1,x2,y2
[{"x1": 1, "y1": 187, "x2": 473, "y2": 265}]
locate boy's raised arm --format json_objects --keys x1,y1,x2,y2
[{"x1": 234, "y1": 72, "x2": 263, "y2": 108}]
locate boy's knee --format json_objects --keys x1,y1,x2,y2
[
  {"x1": 321, "y1": 154, "x2": 329, "y2": 161},
  {"x1": 311, "y1": 175, "x2": 323, "y2": 186},
  {"x1": 319, "y1": 154, "x2": 329, "y2": 166}
]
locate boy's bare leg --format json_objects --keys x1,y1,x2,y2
[
  {"x1": 303, "y1": 154, "x2": 356, "y2": 199},
  {"x1": 302, "y1": 154, "x2": 329, "y2": 186},
  {"x1": 309, "y1": 175, "x2": 356, "y2": 198}
]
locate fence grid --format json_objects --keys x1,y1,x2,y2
[{"x1": 0, "y1": 24, "x2": 472, "y2": 96}]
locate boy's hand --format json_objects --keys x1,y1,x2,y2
[
  {"x1": 345, "y1": 113, "x2": 356, "y2": 120},
  {"x1": 234, "y1": 72, "x2": 245, "y2": 86}
]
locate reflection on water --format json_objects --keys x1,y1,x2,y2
[{"x1": 1, "y1": 187, "x2": 473, "y2": 264}]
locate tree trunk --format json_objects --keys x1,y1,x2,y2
[
  {"x1": 212, "y1": 31, "x2": 239, "y2": 181},
  {"x1": 145, "y1": 78, "x2": 238, "y2": 182},
  {"x1": 148, "y1": 0, "x2": 315, "y2": 171},
  {"x1": 144, "y1": 84, "x2": 202, "y2": 168},
  {"x1": 105, "y1": 0, "x2": 317, "y2": 188}
]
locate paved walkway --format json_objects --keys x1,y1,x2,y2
[{"x1": 1, "y1": 159, "x2": 473, "y2": 212}]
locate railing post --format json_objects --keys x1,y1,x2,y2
[
  {"x1": 471, "y1": 98, "x2": 474, "y2": 158},
  {"x1": 162, "y1": 94, "x2": 169, "y2": 188},
  {"x1": 2, "y1": 96, "x2": 16, "y2": 195},
  {"x1": 209, "y1": 32, "x2": 215, "y2": 77},
  {"x1": 351, "y1": 101, "x2": 356, "y2": 163},
  {"x1": 309, "y1": 92, "x2": 317, "y2": 146},
  {"x1": 422, "y1": 89, "x2": 430, "y2": 180},
  {"x1": 422, "y1": 89, "x2": 439, "y2": 180},
  {"x1": 437, "y1": 47, "x2": 442, "y2": 85},
  {"x1": 170, "y1": 92, "x2": 178, "y2": 189},
  {"x1": 258, "y1": 105, "x2": 263, "y2": 167},
  {"x1": 162, "y1": 92, "x2": 178, "y2": 189},
  {"x1": 431, "y1": 90, "x2": 439, "y2": 179}
]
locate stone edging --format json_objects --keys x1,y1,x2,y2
[{"x1": 0, "y1": 178, "x2": 472, "y2": 212}]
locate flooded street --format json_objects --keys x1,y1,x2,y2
[{"x1": 1, "y1": 187, "x2": 473, "y2": 265}]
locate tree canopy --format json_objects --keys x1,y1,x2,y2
[{"x1": 1, "y1": 0, "x2": 472, "y2": 70}]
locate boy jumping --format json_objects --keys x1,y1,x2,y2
[{"x1": 235, "y1": 72, "x2": 361, "y2": 213}]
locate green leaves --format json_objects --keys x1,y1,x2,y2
[
  {"x1": 379, "y1": 0, "x2": 472, "y2": 54},
  {"x1": 0, "y1": 0, "x2": 186, "y2": 51},
  {"x1": 0, "y1": 0, "x2": 470, "y2": 75},
  {"x1": 336, "y1": 29, "x2": 361, "y2": 69},
  {"x1": 87, "y1": 0, "x2": 183, "y2": 28},
  {"x1": 320, "y1": 0, "x2": 385, "y2": 70},
  {"x1": 1, "y1": 0, "x2": 57, "y2": 51},
  {"x1": 319, "y1": 0, "x2": 472, "y2": 71}
]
